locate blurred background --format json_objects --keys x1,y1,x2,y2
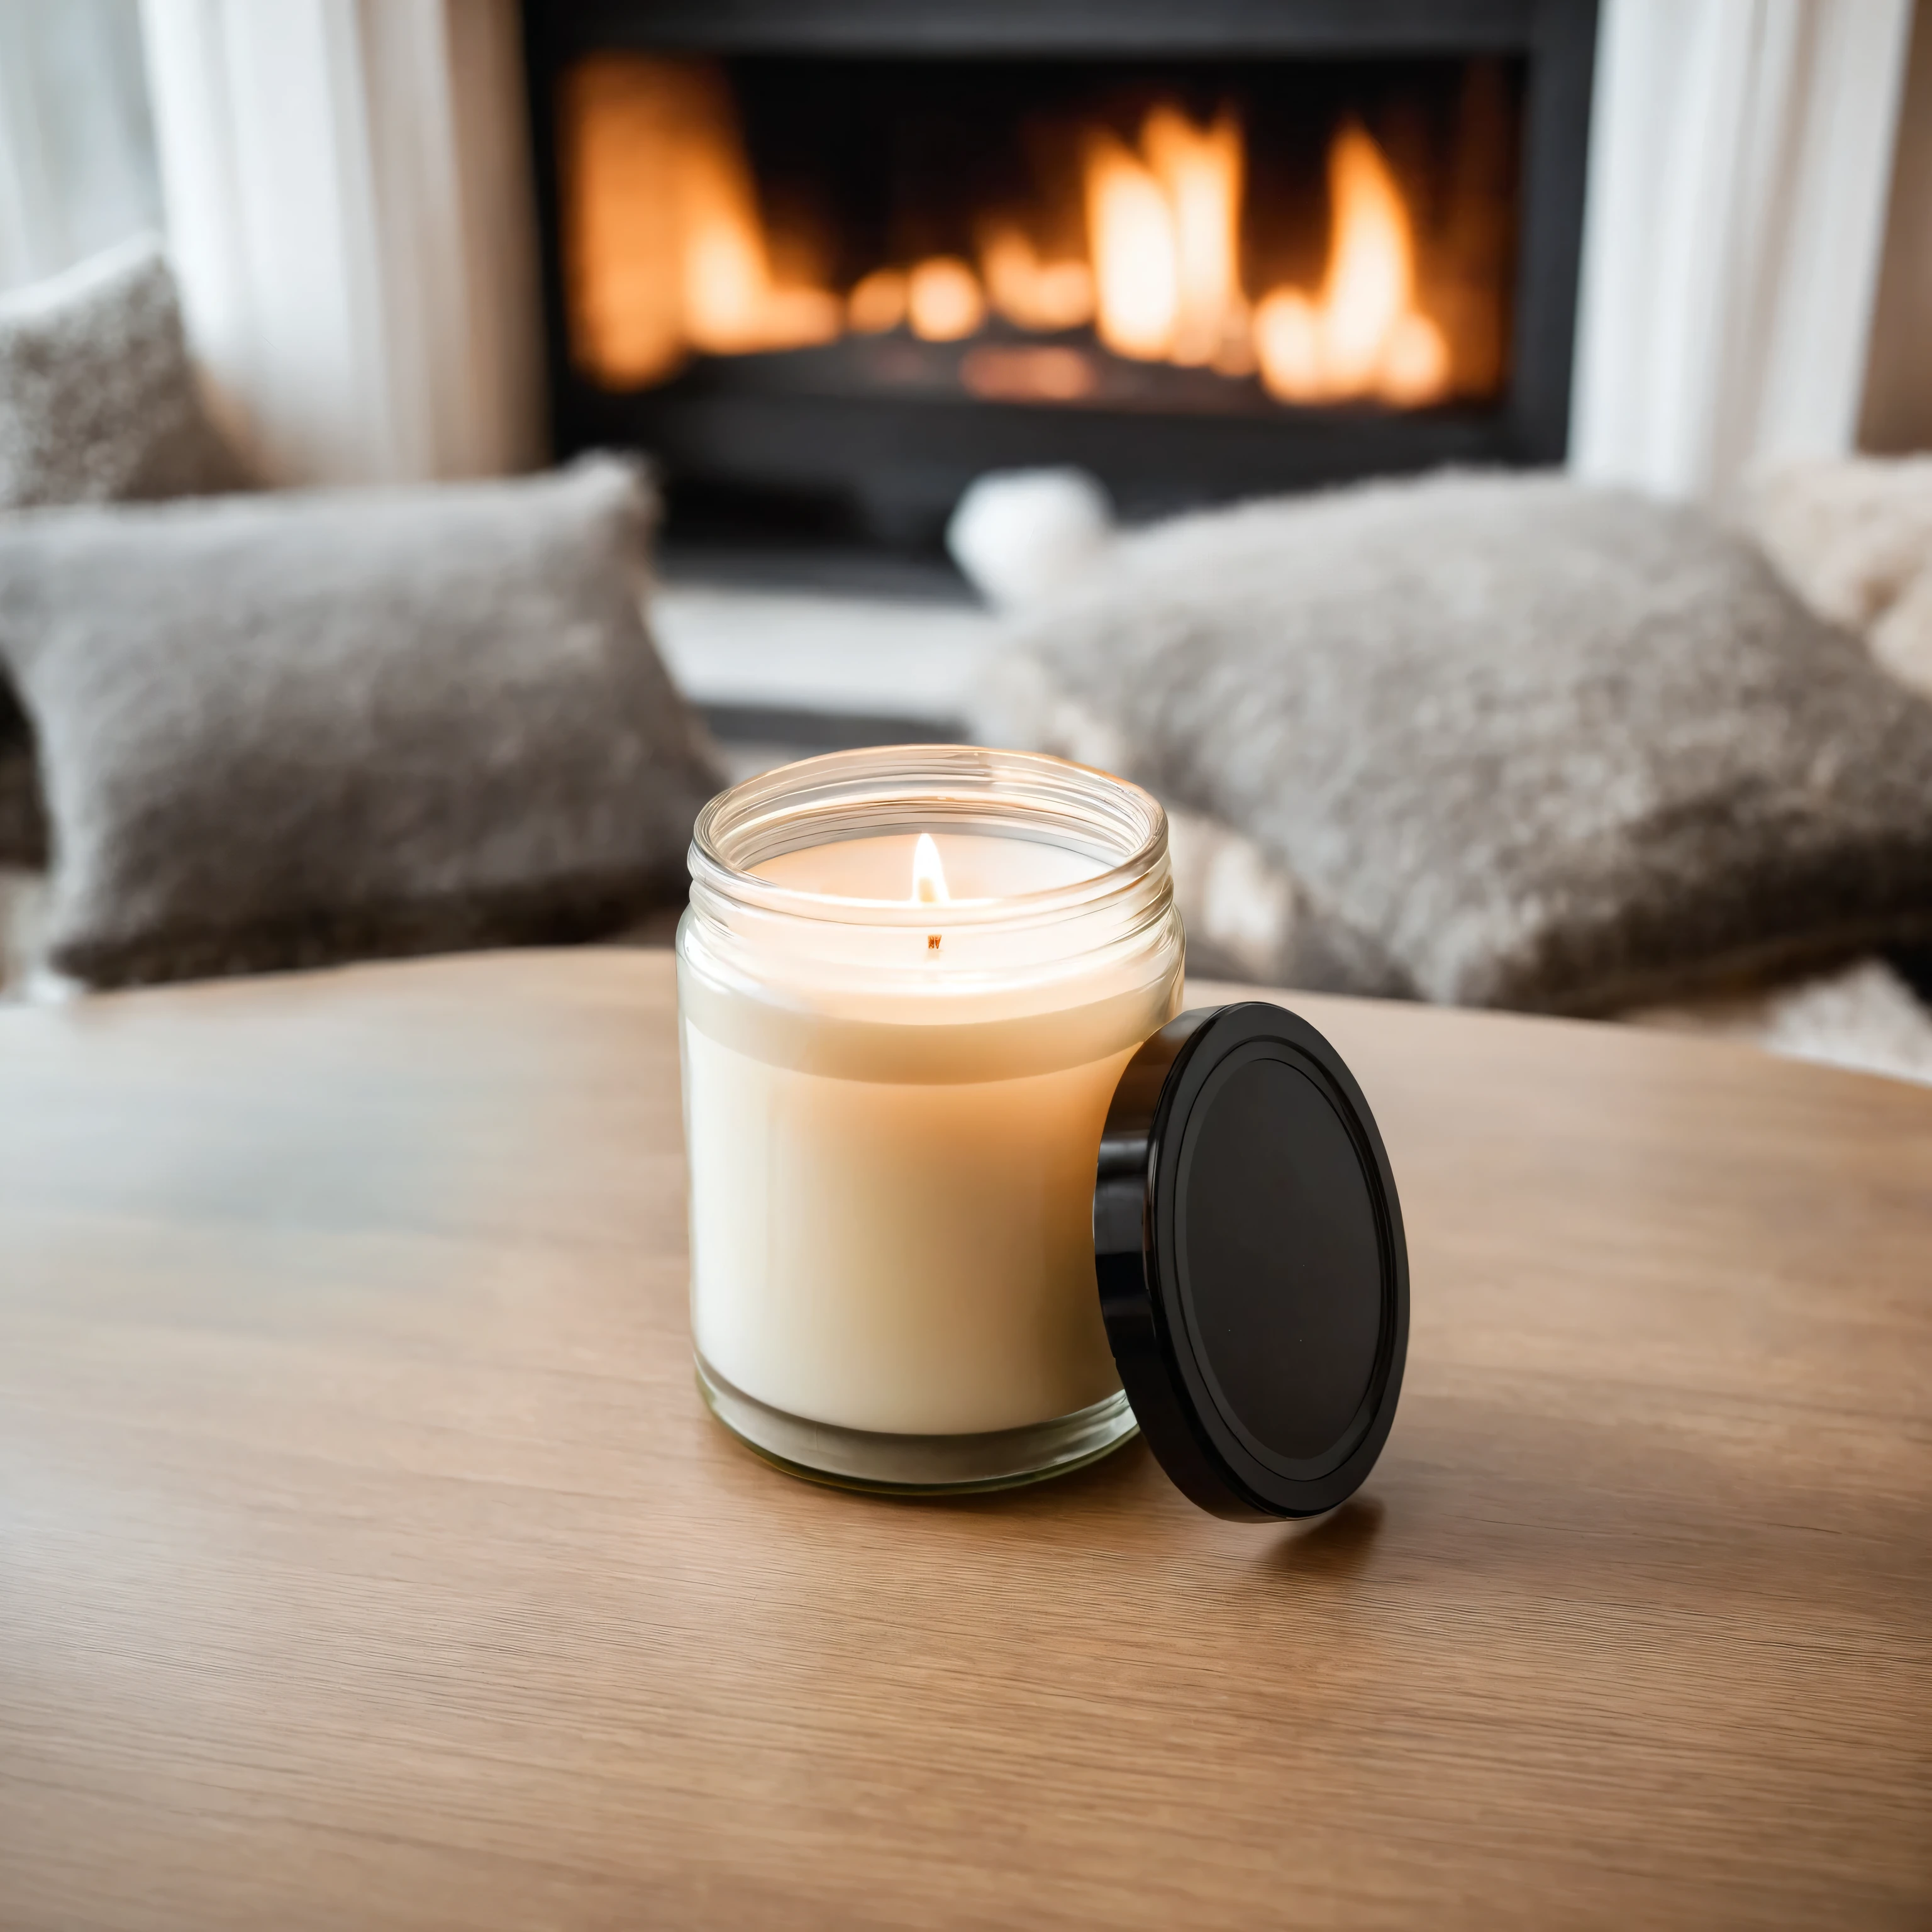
[{"x1": 1, "y1": 0, "x2": 1929, "y2": 1075}]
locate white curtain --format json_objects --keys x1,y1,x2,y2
[
  {"x1": 1570, "y1": 0, "x2": 1914, "y2": 501},
  {"x1": 0, "y1": 0, "x2": 162, "y2": 294},
  {"x1": 1860, "y1": 0, "x2": 1932, "y2": 453},
  {"x1": 138, "y1": 0, "x2": 542, "y2": 486}
]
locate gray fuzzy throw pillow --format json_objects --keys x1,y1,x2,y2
[
  {"x1": 0, "y1": 234, "x2": 245, "y2": 511},
  {"x1": 0, "y1": 457, "x2": 723, "y2": 988},
  {"x1": 0, "y1": 680, "x2": 47, "y2": 870},
  {"x1": 975, "y1": 472, "x2": 1932, "y2": 1012}
]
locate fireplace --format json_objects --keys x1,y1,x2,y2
[{"x1": 523, "y1": 3, "x2": 1597, "y2": 552}]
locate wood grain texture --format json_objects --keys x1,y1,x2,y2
[{"x1": 1, "y1": 948, "x2": 1928, "y2": 1931}]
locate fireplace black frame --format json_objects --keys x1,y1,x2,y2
[{"x1": 522, "y1": 0, "x2": 1598, "y2": 544}]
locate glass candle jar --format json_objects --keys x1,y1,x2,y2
[{"x1": 677, "y1": 745, "x2": 1185, "y2": 1493}]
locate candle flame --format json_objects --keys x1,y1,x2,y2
[{"x1": 912, "y1": 833, "x2": 951, "y2": 905}]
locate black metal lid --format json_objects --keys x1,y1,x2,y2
[{"x1": 1094, "y1": 1003, "x2": 1409, "y2": 1520}]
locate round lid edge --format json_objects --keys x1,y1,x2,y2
[{"x1": 1093, "y1": 1002, "x2": 1410, "y2": 1520}]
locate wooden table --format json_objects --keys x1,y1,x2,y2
[{"x1": 3, "y1": 950, "x2": 1928, "y2": 1931}]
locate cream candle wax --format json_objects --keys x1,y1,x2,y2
[{"x1": 677, "y1": 748, "x2": 1184, "y2": 1491}]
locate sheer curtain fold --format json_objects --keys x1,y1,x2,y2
[
  {"x1": 138, "y1": 0, "x2": 542, "y2": 486},
  {"x1": 0, "y1": 0, "x2": 162, "y2": 295},
  {"x1": 1570, "y1": 0, "x2": 1914, "y2": 501}
]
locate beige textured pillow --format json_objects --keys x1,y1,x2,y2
[
  {"x1": 1745, "y1": 457, "x2": 1932, "y2": 703},
  {"x1": 0, "y1": 682, "x2": 45, "y2": 870}
]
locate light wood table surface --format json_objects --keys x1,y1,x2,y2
[{"x1": 3, "y1": 948, "x2": 1928, "y2": 1931}]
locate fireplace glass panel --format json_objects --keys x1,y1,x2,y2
[{"x1": 560, "y1": 55, "x2": 1525, "y2": 423}]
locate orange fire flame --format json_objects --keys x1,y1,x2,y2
[
  {"x1": 1251, "y1": 126, "x2": 1450, "y2": 404},
  {"x1": 564, "y1": 56, "x2": 839, "y2": 382},
  {"x1": 1140, "y1": 105, "x2": 1247, "y2": 369},
  {"x1": 565, "y1": 54, "x2": 1457, "y2": 408},
  {"x1": 980, "y1": 227, "x2": 1094, "y2": 333}
]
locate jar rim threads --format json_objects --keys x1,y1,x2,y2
[{"x1": 689, "y1": 743, "x2": 1169, "y2": 933}]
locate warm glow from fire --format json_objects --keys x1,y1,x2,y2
[
  {"x1": 906, "y1": 257, "x2": 986, "y2": 341},
  {"x1": 1084, "y1": 131, "x2": 1179, "y2": 361},
  {"x1": 1141, "y1": 106, "x2": 1246, "y2": 369},
  {"x1": 564, "y1": 55, "x2": 1458, "y2": 408},
  {"x1": 1253, "y1": 125, "x2": 1450, "y2": 404},
  {"x1": 669, "y1": 97, "x2": 841, "y2": 355},
  {"x1": 563, "y1": 55, "x2": 837, "y2": 380},
  {"x1": 961, "y1": 344, "x2": 1097, "y2": 402},
  {"x1": 847, "y1": 267, "x2": 907, "y2": 333},
  {"x1": 980, "y1": 227, "x2": 1095, "y2": 332}
]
